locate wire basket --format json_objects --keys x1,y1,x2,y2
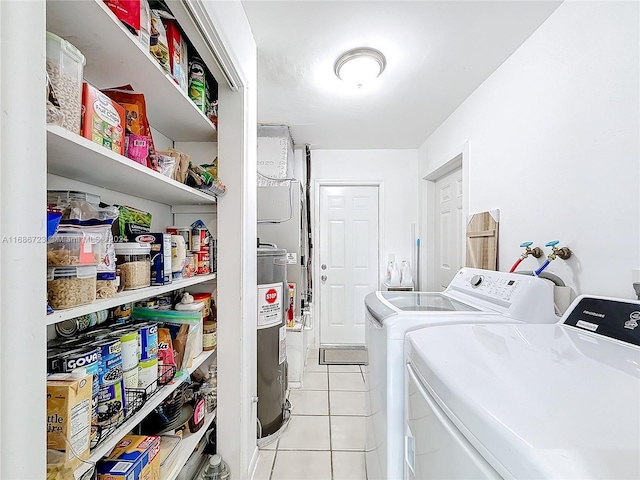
[{"x1": 90, "y1": 365, "x2": 176, "y2": 450}]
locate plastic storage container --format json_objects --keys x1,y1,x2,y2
[
  {"x1": 46, "y1": 32, "x2": 85, "y2": 134},
  {"x1": 47, "y1": 265, "x2": 97, "y2": 309},
  {"x1": 47, "y1": 190, "x2": 101, "y2": 208},
  {"x1": 47, "y1": 230, "x2": 97, "y2": 266},
  {"x1": 115, "y1": 243, "x2": 151, "y2": 290}
]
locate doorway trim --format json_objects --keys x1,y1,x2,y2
[
  {"x1": 312, "y1": 179, "x2": 384, "y2": 348},
  {"x1": 423, "y1": 141, "x2": 469, "y2": 291}
]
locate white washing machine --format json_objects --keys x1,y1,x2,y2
[
  {"x1": 364, "y1": 267, "x2": 558, "y2": 480},
  {"x1": 405, "y1": 295, "x2": 640, "y2": 479}
]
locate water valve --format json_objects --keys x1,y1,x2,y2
[
  {"x1": 545, "y1": 240, "x2": 572, "y2": 260},
  {"x1": 519, "y1": 241, "x2": 543, "y2": 259}
]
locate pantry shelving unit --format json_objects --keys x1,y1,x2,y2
[
  {"x1": 74, "y1": 348, "x2": 217, "y2": 480},
  {"x1": 1, "y1": 1, "x2": 255, "y2": 479},
  {"x1": 44, "y1": 0, "x2": 224, "y2": 479},
  {"x1": 47, "y1": 273, "x2": 217, "y2": 325}
]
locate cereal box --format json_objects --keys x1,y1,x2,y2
[
  {"x1": 81, "y1": 83, "x2": 126, "y2": 155},
  {"x1": 97, "y1": 435, "x2": 161, "y2": 480},
  {"x1": 47, "y1": 373, "x2": 92, "y2": 469}
]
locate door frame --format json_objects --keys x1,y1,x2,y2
[
  {"x1": 312, "y1": 180, "x2": 384, "y2": 348},
  {"x1": 422, "y1": 142, "x2": 469, "y2": 291}
]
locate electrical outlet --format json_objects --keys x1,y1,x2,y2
[{"x1": 632, "y1": 268, "x2": 640, "y2": 283}]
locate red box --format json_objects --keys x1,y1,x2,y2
[{"x1": 162, "y1": 19, "x2": 188, "y2": 93}]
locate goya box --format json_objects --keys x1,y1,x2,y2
[
  {"x1": 97, "y1": 434, "x2": 160, "y2": 480},
  {"x1": 47, "y1": 373, "x2": 92, "y2": 469},
  {"x1": 81, "y1": 83, "x2": 125, "y2": 155},
  {"x1": 129, "y1": 233, "x2": 172, "y2": 285}
]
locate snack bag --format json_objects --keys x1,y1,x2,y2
[
  {"x1": 104, "y1": 0, "x2": 141, "y2": 34},
  {"x1": 157, "y1": 328, "x2": 176, "y2": 378},
  {"x1": 150, "y1": 10, "x2": 170, "y2": 73},
  {"x1": 102, "y1": 86, "x2": 157, "y2": 168}
]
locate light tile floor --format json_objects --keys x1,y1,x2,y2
[{"x1": 253, "y1": 348, "x2": 368, "y2": 480}]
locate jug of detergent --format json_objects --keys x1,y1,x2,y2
[
  {"x1": 388, "y1": 261, "x2": 401, "y2": 286},
  {"x1": 400, "y1": 261, "x2": 413, "y2": 287}
]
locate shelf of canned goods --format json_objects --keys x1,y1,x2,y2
[{"x1": 74, "y1": 348, "x2": 216, "y2": 480}]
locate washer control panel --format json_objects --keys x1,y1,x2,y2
[
  {"x1": 445, "y1": 267, "x2": 556, "y2": 322},
  {"x1": 448, "y1": 268, "x2": 528, "y2": 306}
]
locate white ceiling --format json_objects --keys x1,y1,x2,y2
[{"x1": 241, "y1": 1, "x2": 562, "y2": 150}]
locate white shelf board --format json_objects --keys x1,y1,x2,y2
[
  {"x1": 74, "y1": 349, "x2": 215, "y2": 480},
  {"x1": 47, "y1": 273, "x2": 217, "y2": 325},
  {"x1": 47, "y1": 126, "x2": 217, "y2": 206},
  {"x1": 46, "y1": 0, "x2": 217, "y2": 142},
  {"x1": 160, "y1": 410, "x2": 217, "y2": 480}
]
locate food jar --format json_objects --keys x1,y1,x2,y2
[
  {"x1": 192, "y1": 292, "x2": 212, "y2": 318},
  {"x1": 47, "y1": 265, "x2": 97, "y2": 310},
  {"x1": 114, "y1": 243, "x2": 151, "y2": 290},
  {"x1": 203, "y1": 320, "x2": 217, "y2": 351},
  {"x1": 46, "y1": 32, "x2": 85, "y2": 134}
]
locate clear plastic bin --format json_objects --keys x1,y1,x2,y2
[
  {"x1": 46, "y1": 32, "x2": 85, "y2": 134},
  {"x1": 47, "y1": 231, "x2": 97, "y2": 266},
  {"x1": 115, "y1": 243, "x2": 151, "y2": 290},
  {"x1": 47, "y1": 265, "x2": 97, "y2": 310},
  {"x1": 47, "y1": 190, "x2": 101, "y2": 208}
]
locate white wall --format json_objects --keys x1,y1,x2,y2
[
  {"x1": 312, "y1": 149, "x2": 419, "y2": 278},
  {"x1": 418, "y1": 1, "x2": 639, "y2": 299}
]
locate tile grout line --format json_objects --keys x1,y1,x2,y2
[{"x1": 328, "y1": 368, "x2": 334, "y2": 480}]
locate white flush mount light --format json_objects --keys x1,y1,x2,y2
[{"x1": 334, "y1": 47, "x2": 386, "y2": 87}]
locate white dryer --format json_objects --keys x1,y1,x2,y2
[
  {"x1": 405, "y1": 295, "x2": 640, "y2": 479},
  {"x1": 364, "y1": 267, "x2": 558, "y2": 480}
]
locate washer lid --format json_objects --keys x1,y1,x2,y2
[
  {"x1": 406, "y1": 323, "x2": 640, "y2": 479},
  {"x1": 380, "y1": 291, "x2": 480, "y2": 312}
]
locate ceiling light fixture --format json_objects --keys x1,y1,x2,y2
[{"x1": 334, "y1": 47, "x2": 386, "y2": 87}]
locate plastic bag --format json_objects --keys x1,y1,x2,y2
[{"x1": 132, "y1": 308, "x2": 202, "y2": 369}]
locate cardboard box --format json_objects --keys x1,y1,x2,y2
[
  {"x1": 162, "y1": 19, "x2": 188, "y2": 93},
  {"x1": 129, "y1": 233, "x2": 172, "y2": 285},
  {"x1": 81, "y1": 83, "x2": 126, "y2": 155},
  {"x1": 98, "y1": 435, "x2": 161, "y2": 480},
  {"x1": 47, "y1": 373, "x2": 92, "y2": 469}
]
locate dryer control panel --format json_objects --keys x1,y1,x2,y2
[{"x1": 563, "y1": 295, "x2": 640, "y2": 346}]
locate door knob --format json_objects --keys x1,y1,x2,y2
[
  {"x1": 321, "y1": 264, "x2": 327, "y2": 270},
  {"x1": 321, "y1": 275, "x2": 327, "y2": 281}
]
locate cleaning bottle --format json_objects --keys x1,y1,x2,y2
[{"x1": 400, "y1": 261, "x2": 413, "y2": 288}]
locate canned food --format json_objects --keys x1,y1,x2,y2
[
  {"x1": 95, "y1": 338, "x2": 123, "y2": 385},
  {"x1": 112, "y1": 302, "x2": 132, "y2": 323},
  {"x1": 122, "y1": 367, "x2": 139, "y2": 390},
  {"x1": 195, "y1": 250, "x2": 210, "y2": 275},
  {"x1": 166, "y1": 227, "x2": 191, "y2": 253},
  {"x1": 118, "y1": 330, "x2": 139, "y2": 371},
  {"x1": 97, "y1": 379, "x2": 126, "y2": 425},
  {"x1": 138, "y1": 357, "x2": 158, "y2": 393},
  {"x1": 55, "y1": 318, "x2": 79, "y2": 337},
  {"x1": 191, "y1": 227, "x2": 206, "y2": 252},
  {"x1": 138, "y1": 323, "x2": 158, "y2": 361}
]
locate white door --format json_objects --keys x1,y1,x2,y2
[
  {"x1": 319, "y1": 185, "x2": 379, "y2": 345},
  {"x1": 434, "y1": 168, "x2": 463, "y2": 290}
]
